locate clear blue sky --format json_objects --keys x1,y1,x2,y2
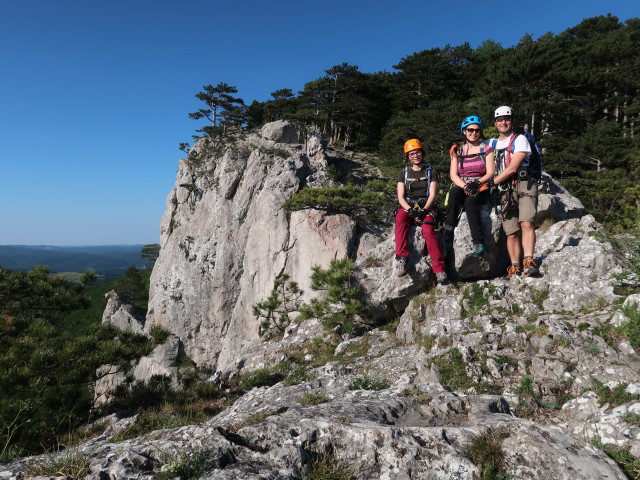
[{"x1": 0, "y1": 0, "x2": 636, "y2": 246}]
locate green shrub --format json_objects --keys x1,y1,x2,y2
[
  {"x1": 529, "y1": 287, "x2": 550, "y2": 310},
  {"x1": 416, "y1": 333, "x2": 436, "y2": 352},
  {"x1": 619, "y1": 303, "x2": 640, "y2": 350},
  {"x1": 308, "y1": 451, "x2": 355, "y2": 480},
  {"x1": 465, "y1": 429, "x2": 509, "y2": 480},
  {"x1": 253, "y1": 274, "x2": 303, "y2": 338},
  {"x1": 623, "y1": 411, "x2": 640, "y2": 427},
  {"x1": 591, "y1": 378, "x2": 638, "y2": 406},
  {"x1": 113, "y1": 408, "x2": 190, "y2": 442},
  {"x1": 298, "y1": 392, "x2": 329, "y2": 405},
  {"x1": 283, "y1": 365, "x2": 313, "y2": 386},
  {"x1": 149, "y1": 324, "x2": 171, "y2": 344},
  {"x1": 591, "y1": 436, "x2": 640, "y2": 480},
  {"x1": 299, "y1": 259, "x2": 374, "y2": 334},
  {"x1": 513, "y1": 376, "x2": 540, "y2": 399},
  {"x1": 25, "y1": 448, "x2": 90, "y2": 479},
  {"x1": 429, "y1": 348, "x2": 472, "y2": 391},
  {"x1": 348, "y1": 376, "x2": 389, "y2": 391},
  {"x1": 460, "y1": 283, "x2": 490, "y2": 318},
  {"x1": 282, "y1": 184, "x2": 392, "y2": 223},
  {"x1": 155, "y1": 446, "x2": 218, "y2": 480},
  {"x1": 238, "y1": 368, "x2": 284, "y2": 391}
]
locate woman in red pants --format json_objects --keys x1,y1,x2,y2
[{"x1": 394, "y1": 139, "x2": 448, "y2": 284}]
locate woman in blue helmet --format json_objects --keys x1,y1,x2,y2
[{"x1": 443, "y1": 115, "x2": 495, "y2": 254}]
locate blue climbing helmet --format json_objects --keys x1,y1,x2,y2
[{"x1": 460, "y1": 115, "x2": 483, "y2": 133}]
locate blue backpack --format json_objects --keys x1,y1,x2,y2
[{"x1": 522, "y1": 130, "x2": 542, "y2": 179}]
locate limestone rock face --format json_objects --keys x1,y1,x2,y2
[{"x1": 146, "y1": 123, "x2": 353, "y2": 372}]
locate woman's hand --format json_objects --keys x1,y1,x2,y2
[{"x1": 464, "y1": 180, "x2": 480, "y2": 196}]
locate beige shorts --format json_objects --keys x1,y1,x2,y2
[{"x1": 500, "y1": 179, "x2": 538, "y2": 236}]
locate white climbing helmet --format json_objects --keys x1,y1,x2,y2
[{"x1": 494, "y1": 106, "x2": 512, "y2": 119}]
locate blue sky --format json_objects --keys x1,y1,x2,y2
[{"x1": 0, "y1": 0, "x2": 636, "y2": 246}]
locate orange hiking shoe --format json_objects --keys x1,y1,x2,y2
[
  {"x1": 523, "y1": 257, "x2": 540, "y2": 277},
  {"x1": 506, "y1": 265, "x2": 522, "y2": 278}
]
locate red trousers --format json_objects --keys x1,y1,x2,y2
[{"x1": 394, "y1": 209, "x2": 445, "y2": 273}]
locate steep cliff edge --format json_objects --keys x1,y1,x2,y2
[{"x1": 145, "y1": 121, "x2": 357, "y2": 372}]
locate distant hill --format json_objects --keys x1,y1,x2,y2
[{"x1": 0, "y1": 245, "x2": 154, "y2": 278}]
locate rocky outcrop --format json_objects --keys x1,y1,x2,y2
[
  {"x1": 5, "y1": 122, "x2": 638, "y2": 479},
  {"x1": 3, "y1": 329, "x2": 634, "y2": 479},
  {"x1": 145, "y1": 123, "x2": 352, "y2": 373},
  {"x1": 102, "y1": 290, "x2": 145, "y2": 333}
]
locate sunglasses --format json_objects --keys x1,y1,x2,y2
[{"x1": 465, "y1": 128, "x2": 481, "y2": 133}]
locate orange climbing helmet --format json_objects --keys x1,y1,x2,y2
[{"x1": 404, "y1": 139, "x2": 424, "y2": 154}]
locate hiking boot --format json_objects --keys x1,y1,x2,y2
[
  {"x1": 471, "y1": 243, "x2": 484, "y2": 255},
  {"x1": 506, "y1": 265, "x2": 522, "y2": 278},
  {"x1": 395, "y1": 256, "x2": 408, "y2": 277},
  {"x1": 435, "y1": 271, "x2": 450, "y2": 285},
  {"x1": 523, "y1": 257, "x2": 540, "y2": 277}
]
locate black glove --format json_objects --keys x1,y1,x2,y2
[
  {"x1": 486, "y1": 178, "x2": 495, "y2": 189},
  {"x1": 408, "y1": 204, "x2": 428, "y2": 222},
  {"x1": 464, "y1": 180, "x2": 480, "y2": 196}
]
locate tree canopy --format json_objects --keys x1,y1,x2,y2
[{"x1": 185, "y1": 15, "x2": 639, "y2": 231}]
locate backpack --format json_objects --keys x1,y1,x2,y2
[
  {"x1": 490, "y1": 132, "x2": 542, "y2": 180},
  {"x1": 522, "y1": 130, "x2": 542, "y2": 179},
  {"x1": 403, "y1": 165, "x2": 432, "y2": 199}
]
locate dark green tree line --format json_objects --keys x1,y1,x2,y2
[{"x1": 186, "y1": 15, "x2": 640, "y2": 231}]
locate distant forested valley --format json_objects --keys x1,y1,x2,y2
[{"x1": 0, "y1": 245, "x2": 153, "y2": 280}]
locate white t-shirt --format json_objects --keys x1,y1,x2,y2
[{"x1": 487, "y1": 133, "x2": 531, "y2": 170}]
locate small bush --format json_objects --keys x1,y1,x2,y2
[
  {"x1": 461, "y1": 283, "x2": 490, "y2": 318},
  {"x1": 591, "y1": 436, "x2": 640, "y2": 480},
  {"x1": 253, "y1": 274, "x2": 303, "y2": 338},
  {"x1": 283, "y1": 365, "x2": 313, "y2": 386},
  {"x1": 149, "y1": 324, "x2": 171, "y2": 344},
  {"x1": 113, "y1": 408, "x2": 189, "y2": 442},
  {"x1": 299, "y1": 259, "x2": 374, "y2": 334},
  {"x1": 26, "y1": 448, "x2": 90, "y2": 479},
  {"x1": 465, "y1": 429, "x2": 509, "y2": 480},
  {"x1": 155, "y1": 446, "x2": 217, "y2": 480},
  {"x1": 399, "y1": 386, "x2": 431, "y2": 404},
  {"x1": 591, "y1": 378, "x2": 637, "y2": 406},
  {"x1": 238, "y1": 368, "x2": 284, "y2": 391},
  {"x1": 308, "y1": 451, "x2": 355, "y2": 480},
  {"x1": 619, "y1": 303, "x2": 640, "y2": 350},
  {"x1": 416, "y1": 333, "x2": 436, "y2": 352},
  {"x1": 429, "y1": 348, "x2": 472, "y2": 391},
  {"x1": 623, "y1": 411, "x2": 640, "y2": 426},
  {"x1": 282, "y1": 183, "x2": 392, "y2": 223},
  {"x1": 348, "y1": 376, "x2": 389, "y2": 391},
  {"x1": 529, "y1": 287, "x2": 549, "y2": 310},
  {"x1": 513, "y1": 376, "x2": 539, "y2": 399},
  {"x1": 298, "y1": 392, "x2": 329, "y2": 405}
]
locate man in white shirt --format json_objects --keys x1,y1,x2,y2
[{"x1": 487, "y1": 106, "x2": 539, "y2": 278}]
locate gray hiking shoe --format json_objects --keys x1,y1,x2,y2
[
  {"x1": 395, "y1": 256, "x2": 408, "y2": 277},
  {"x1": 435, "y1": 271, "x2": 450, "y2": 285},
  {"x1": 523, "y1": 257, "x2": 540, "y2": 277}
]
